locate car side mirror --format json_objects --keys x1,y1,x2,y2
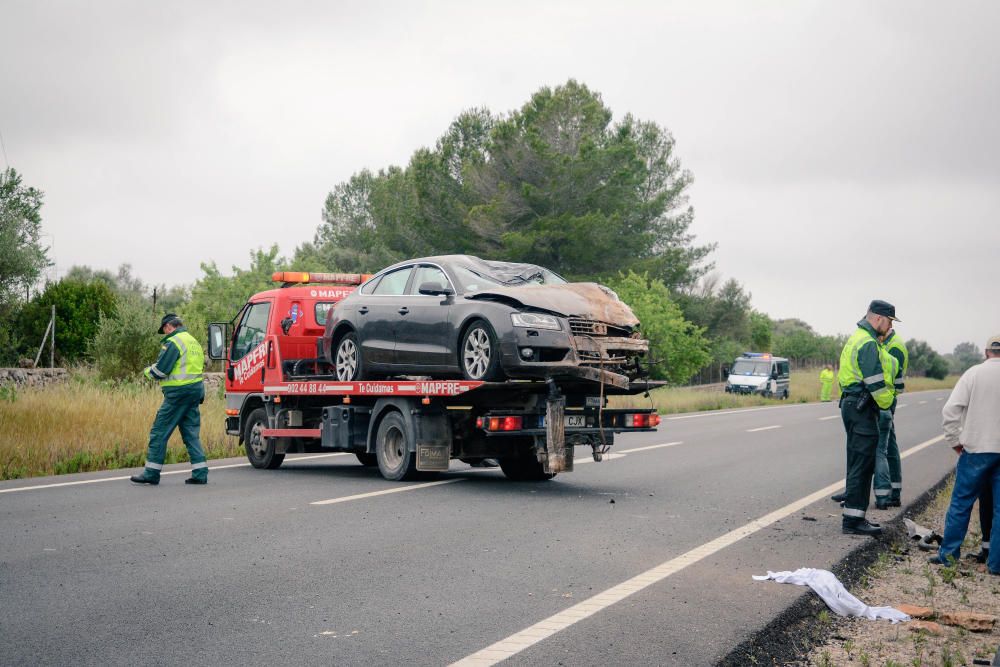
[
  {"x1": 418, "y1": 281, "x2": 454, "y2": 296},
  {"x1": 207, "y1": 323, "x2": 228, "y2": 360}
]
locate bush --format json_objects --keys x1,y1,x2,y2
[
  {"x1": 17, "y1": 278, "x2": 117, "y2": 364},
  {"x1": 88, "y1": 295, "x2": 162, "y2": 380},
  {"x1": 603, "y1": 271, "x2": 711, "y2": 383}
]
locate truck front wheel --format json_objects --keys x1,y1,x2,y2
[
  {"x1": 375, "y1": 412, "x2": 419, "y2": 481},
  {"x1": 244, "y1": 407, "x2": 285, "y2": 469}
]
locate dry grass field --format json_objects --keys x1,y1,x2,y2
[{"x1": 0, "y1": 369, "x2": 239, "y2": 480}]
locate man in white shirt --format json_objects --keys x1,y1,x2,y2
[{"x1": 932, "y1": 335, "x2": 1000, "y2": 573}]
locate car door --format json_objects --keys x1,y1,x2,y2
[
  {"x1": 357, "y1": 265, "x2": 414, "y2": 369},
  {"x1": 393, "y1": 264, "x2": 456, "y2": 371}
]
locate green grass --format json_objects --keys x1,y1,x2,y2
[
  {"x1": 0, "y1": 368, "x2": 240, "y2": 480},
  {"x1": 612, "y1": 370, "x2": 958, "y2": 413}
]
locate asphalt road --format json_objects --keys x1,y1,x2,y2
[{"x1": 0, "y1": 391, "x2": 957, "y2": 666}]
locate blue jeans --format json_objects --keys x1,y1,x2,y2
[{"x1": 939, "y1": 451, "x2": 1000, "y2": 573}]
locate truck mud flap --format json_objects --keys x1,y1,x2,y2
[{"x1": 414, "y1": 410, "x2": 451, "y2": 472}]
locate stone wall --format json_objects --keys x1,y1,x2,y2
[
  {"x1": 0, "y1": 368, "x2": 70, "y2": 389},
  {"x1": 0, "y1": 369, "x2": 225, "y2": 391}
]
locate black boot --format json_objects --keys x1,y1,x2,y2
[
  {"x1": 875, "y1": 498, "x2": 889, "y2": 510},
  {"x1": 130, "y1": 474, "x2": 158, "y2": 485},
  {"x1": 831, "y1": 492, "x2": 847, "y2": 503},
  {"x1": 888, "y1": 498, "x2": 902, "y2": 507},
  {"x1": 966, "y1": 547, "x2": 989, "y2": 564},
  {"x1": 842, "y1": 517, "x2": 882, "y2": 536},
  {"x1": 184, "y1": 477, "x2": 208, "y2": 485}
]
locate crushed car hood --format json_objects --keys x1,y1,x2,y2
[{"x1": 466, "y1": 283, "x2": 640, "y2": 326}]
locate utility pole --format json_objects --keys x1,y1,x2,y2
[{"x1": 50, "y1": 305, "x2": 55, "y2": 368}]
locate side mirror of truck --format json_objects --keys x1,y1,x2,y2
[
  {"x1": 207, "y1": 323, "x2": 228, "y2": 361},
  {"x1": 418, "y1": 281, "x2": 455, "y2": 297}
]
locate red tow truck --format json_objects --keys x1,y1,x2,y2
[{"x1": 206, "y1": 271, "x2": 661, "y2": 481}]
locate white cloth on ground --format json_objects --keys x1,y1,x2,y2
[{"x1": 753, "y1": 568, "x2": 910, "y2": 623}]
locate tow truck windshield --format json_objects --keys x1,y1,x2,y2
[{"x1": 732, "y1": 360, "x2": 771, "y2": 376}]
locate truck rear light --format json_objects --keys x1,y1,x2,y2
[
  {"x1": 225, "y1": 409, "x2": 239, "y2": 416},
  {"x1": 624, "y1": 413, "x2": 657, "y2": 428},
  {"x1": 485, "y1": 416, "x2": 522, "y2": 431}
]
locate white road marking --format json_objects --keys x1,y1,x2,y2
[
  {"x1": 616, "y1": 441, "x2": 683, "y2": 454},
  {"x1": 665, "y1": 403, "x2": 803, "y2": 420},
  {"x1": 310, "y1": 478, "x2": 464, "y2": 505},
  {"x1": 818, "y1": 415, "x2": 839, "y2": 421},
  {"x1": 919, "y1": 400, "x2": 928, "y2": 405},
  {"x1": 450, "y1": 433, "x2": 947, "y2": 667},
  {"x1": 0, "y1": 453, "x2": 350, "y2": 494},
  {"x1": 747, "y1": 425, "x2": 782, "y2": 432},
  {"x1": 896, "y1": 404, "x2": 907, "y2": 409},
  {"x1": 936, "y1": 397, "x2": 944, "y2": 401}
]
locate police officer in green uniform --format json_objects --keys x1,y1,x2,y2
[
  {"x1": 130, "y1": 314, "x2": 209, "y2": 485},
  {"x1": 836, "y1": 300, "x2": 899, "y2": 536},
  {"x1": 874, "y1": 329, "x2": 909, "y2": 508}
]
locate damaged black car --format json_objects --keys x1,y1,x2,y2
[{"x1": 321, "y1": 255, "x2": 649, "y2": 386}]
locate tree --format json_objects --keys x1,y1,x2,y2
[
  {"x1": 0, "y1": 168, "x2": 50, "y2": 312},
  {"x1": 603, "y1": 271, "x2": 710, "y2": 384},
  {"x1": 946, "y1": 341, "x2": 981, "y2": 375},
  {"x1": 300, "y1": 80, "x2": 713, "y2": 286},
  {"x1": 907, "y1": 340, "x2": 949, "y2": 379},
  {"x1": 17, "y1": 278, "x2": 117, "y2": 364},
  {"x1": 749, "y1": 312, "x2": 773, "y2": 352},
  {"x1": 89, "y1": 294, "x2": 162, "y2": 380},
  {"x1": 185, "y1": 246, "x2": 287, "y2": 336}
]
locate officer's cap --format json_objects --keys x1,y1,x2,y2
[
  {"x1": 158, "y1": 313, "x2": 180, "y2": 334},
  {"x1": 868, "y1": 300, "x2": 900, "y2": 322}
]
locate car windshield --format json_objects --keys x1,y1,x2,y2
[
  {"x1": 454, "y1": 259, "x2": 566, "y2": 292},
  {"x1": 731, "y1": 360, "x2": 771, "y2": 376}
]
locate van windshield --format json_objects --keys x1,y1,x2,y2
[{"x1": 732, "y1": 360, "x2": 771, "y2": 377}]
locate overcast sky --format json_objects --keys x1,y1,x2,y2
[{"x1": 2, "y1": 1, "x2": 997, "y2": 353}]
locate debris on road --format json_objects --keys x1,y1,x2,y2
[{"x1": 753, "y1": 568, "x2": 910, "y2": 622}]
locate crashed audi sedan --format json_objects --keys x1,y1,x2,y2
[{"x1": 321, "y1": 255, "x2": 649, "y2": 386}]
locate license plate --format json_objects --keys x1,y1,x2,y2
[{"x1": 540, "y1": 415, "x2": 588, "y2": 427}]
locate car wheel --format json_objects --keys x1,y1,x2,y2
[
  {"x1": 335, "y1": 332, "x2": 365, "y2": 381},
  {"x1": 460, "y1": 320, "x2": 505, "y2": 381},
  {"x1": 243, "y1": 407, "x2": 284, "y2": 469},
  {"x1": 375, "y1": 411, "x2": 419, "y2": 481}
]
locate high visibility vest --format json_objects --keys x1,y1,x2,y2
[
  {"x1": 883, "y1": 332, "x2": 908, "y2": 392},
  {"x1": 881, "y1": 348, "x2": 900, "y2": 398},
  {"x1": 161, "y1": 330, "x2": 205, "y2": 387},
  {"x1": 819, "y1": 368, "x2": 834, "y2": 384},
  {"x1": 837, "y1": 326, "x2": 894, "y2": 409}
]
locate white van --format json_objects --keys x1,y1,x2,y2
[{"x1": 724, "y1": 353, "x2": 791, "y2": 399}]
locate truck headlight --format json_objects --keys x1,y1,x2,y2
[{"x1": 511, "y1": 312, "x2": 561, "y2": 330}]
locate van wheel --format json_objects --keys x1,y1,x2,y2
[
  {"x1": 782, "y1": 389, "x2": 789, "y2": 400},
  {"x1": 375, "y1": 412, "x2": 419, "y2": 481},
  {"x1": 460, "y1": 320, "x2": 505, "y2": 381},
  {"x1": 335, "y1": 332, "x2": 365, "y2": 381},
  {"x1": 244, "y1": 408, "x2": 284, "y2": 469}
]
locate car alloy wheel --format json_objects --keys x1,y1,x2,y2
[
  {"x1": 336, "y1": 337, "x2": 358, "y2": 381},
  {"x1": 463, "y1": 327, "x2": 491, "y2": 379}
]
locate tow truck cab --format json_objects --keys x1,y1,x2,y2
[
  {"x1": 724, "y1": 352, "x2": 790, "y2": 399},
  {"x1": 207, "y1": 271, "x2": 368, "y2": 434}
]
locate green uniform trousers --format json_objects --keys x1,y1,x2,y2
[
  {"x1": 840, "y1": 394, "x2": 878, "y2": 518},
  {"x1": 874, "y1": 401, "x2": 901, "y2": 502},
  {"x1": 142, "y1": 382, "x2": 207, "y2": 482}
]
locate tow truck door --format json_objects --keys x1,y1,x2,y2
[{"x1": 228, "y1": 298, "x2": 274, "y2": 394}]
